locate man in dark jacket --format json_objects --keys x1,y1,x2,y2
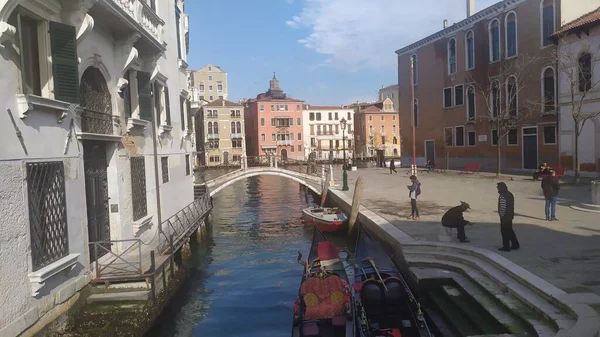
[
  {"x1": 441, "y1": 201, "x2": 473, "y2": 243},
  {"x1": 541, "y1": 170, "x2": 560, "y2": 221},
  {"x1": 497, "y1": 182, "x2": 519, "y2": 251}
]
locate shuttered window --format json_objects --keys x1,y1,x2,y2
[
  {"x1": 180, "y1": 96, "x2": 185, "y2": 130},
  {"x1": 164, "y1": 86, "x2": 171, "y2": 125},
  {"x1": 122, "y1": 71, "x2": 132, "y2": 118},
  {"x1": 49, "y1": 21, "x2": 79, "y2": 103},
  {"x1": 186, "y1": 100, "x2": 192, "y2": 131},
  {"x1": 137, "y1": 72, "x2": 152, "y2": 121}
]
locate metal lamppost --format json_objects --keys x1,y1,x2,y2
[
  {"x1": 410, "y1": 56, "x2": 417, "y2": 176},
  {"x1": 340, "y1": 118, "x2": 349, "y2": 191}
]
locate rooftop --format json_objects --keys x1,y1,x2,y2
[
  {"x1": 203, "y1": 98, "x2": 242, "y2": 107},
  {"x1": 552, "y1": 6, "x2": 600, "y2": 38}
]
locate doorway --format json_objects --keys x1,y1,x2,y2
[
  {"x1": 376, "y1": 149, "x2": 385, "y2": 167},
  {"x1": 223, "y1": 151, "x2": 229, "y2": 166},
  {"x1": 522, "y1": 127, "x2": 538, "y2": 169},
  {"x1": 281, "y1": 148, "x2": 288, "y2": 161},
  {"x1": 425, "y1": 140, "x2": 435, "y2": 164},
  {"x1": 84, "y1": 141, "x2": 111, "y2": 262}
]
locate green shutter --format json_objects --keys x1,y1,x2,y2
[
  {"x1": 154, "y1": 82, "x2": 161, "y2": 126},
  {"x1": 137, "y1": 71, "x2": 152, "y2": 121},
  {"x1": 123, "y1": 71, "x2": 132, "y2": 118},
  {"x1": 49, "y1": 21, "x2": 79, "y2": 104},
  {"x1": 164, "y1": 86, "x2": 171, "y2": 125},
  {"x1": 186, "y1": 100, "x2": 192, "y2": 130},
  {"x1": 180, "y1": 97, "x2": 185, "y2": 130}
]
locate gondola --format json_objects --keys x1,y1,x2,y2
[
  {"x1": 292, "y1": 227, "x2": 354, "y2": 337},
  {"x1": 353, "y1": 226, "x2": 432, "y2": 337}
]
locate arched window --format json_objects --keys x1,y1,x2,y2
[
  {"x1": 213, "y1": 121, "x2": 219, "y2": 134},
  {"x1": 369, "y1": 125, "x2": 373, "y2": 135},
  {"x1": 410, "y1": 54, "x2": 418, "y2": 85},
  {"x1": 467, "y1": 86, "x2": 476, "y2": 121},
  {"x1": 381, "y1": 125, "x2": 385, "y2": 134},
  {"x1": 465, "y1": 30, "x2": 475, "y2": 70},
  {"x1": 579, "y1": 52, "x2": 592, "y2": 92},
  {"x1": 491, "y1": 80, "x2": 500, "y2": 117},
  {"x1": 542, "y1": 67, "x2": 556, "y2": 113},
  {"x1": 392, "y1": 124, "x2": 396, "y2": 135},
  {"x1": 506, "y1": 12, "x2": 517, "y2": 57},
  {"x1": 541, "y1": 0, "x2": 555, "y2": 46},
  {"x1": 413, "y1": 99, "x2": 419, "y2": 127},
  {"x1": 448, "y1": 38, "x2": 457, "y2": 74},
  {"x1": 489, "y1": 19, "x2": 500, "y2": 62},
  {"x1": 506, "y1": 76, "x2": 518, "y2": 117},
  {"x1": 393, "y1": 137, "x2": 398, "y2": 145},
  {"x1": 236, "y1": 121, "x2": 242, "y2": 133},
  {"x1": 230, "y1": 121, "x2": 235, "y2": 133},
  {"x1": 207, "y1": 121, "x2": 213, "y2": 134}
]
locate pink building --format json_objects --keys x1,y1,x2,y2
[{"x1": 244, "y1": 74, "x2": 304, "y2": 160}]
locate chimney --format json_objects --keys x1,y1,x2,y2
[
  {"x1": 467, "y1": 0, "x2": 475, "y2": 17},
  {"x1": 443, "y1": 19, "x2": 448, "y2": 29}
]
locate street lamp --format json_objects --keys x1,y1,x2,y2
[{"x1": 340, "y1": 118, "x2": 349, "y2": 191}]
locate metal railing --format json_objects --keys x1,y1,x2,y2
[
  {"x1": 90, "y1": 239, "x2": 143, "y2": 281},
  {"x1": 158, "y1": 194, "x2": 213, "y2": 254},
  {"x1": 207, "y1": 134, "x2": 219, "y2": 140},
  {"x1": 81, "y1": 107, "x2": 114, "y2": 135}
]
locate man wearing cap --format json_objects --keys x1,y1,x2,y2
[{"x1": 441, "y1": 201, "x2": 474, "y2": 243}]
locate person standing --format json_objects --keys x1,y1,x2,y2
[
  {"x1": 407, "y1": 175, "x2": 421, "y2": 220},
  {"x1": 441, "y1": 201, "x2": 474, "y2": 243},
  {"x1": 541, "y1": 170, "x2": 560, "y2": 221},
  {"x1": 497, "y1": 182, "x2": 519, "y2": 251},
  {"x1": 389, "y1": 159, "x2": 397, "y2": 174}
]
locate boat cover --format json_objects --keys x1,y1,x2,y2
[{"x1": 300, "y1": 275, "x2": 350, "y2": 320}]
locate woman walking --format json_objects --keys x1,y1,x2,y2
[
  {"x1": 407, "y1": 175, "x2": 421, "y2": 220},
  {"x1": 389, "y1": 159, "x2": 397, "y2": 174}
]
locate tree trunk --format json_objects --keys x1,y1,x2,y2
[
  {"x1": 496, "y1": 119, "x2": 501, "y2": 178},
  {"x1": 574, "y1": 121, "x2": 580, "y2": 184}
]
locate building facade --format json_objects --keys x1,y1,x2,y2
[
  {"x1": 244, "y1": 75, "x2": 304, "y2": 160},
  {"x1": 302, "y1": 105, "x2": 355, "y2": 161},
  {"x1": 395, "y1": 0, "x2": 600, "y2": 171},
  {"x1": 190, "y1": 64, "x2": 228, "y2": 102},
  {"x1": 553, "y1": 9, "x2": 600, "y2": 173},
  {"x1": 199, "y1": 99, "x2": 246, "y2": 166},
  {"x1": 0, "y1": 0, "x2": 194, "y2": 335},
  {"x1": 378, "y1": 84, "x2": 399, "y2": 111},
  {"x1": 352, "y1": 99, "x2": 402, "y2": 163}
]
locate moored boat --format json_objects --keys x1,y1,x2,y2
[
  {"x1": 353, "y1": 226, "x2": 432, "y2": 337},
  {"x1": 302, "y1": 207, "x2": 348, "y2": 233},
  {"x1": 292, "y1": 227, "x2": 354, "y2": 337}
]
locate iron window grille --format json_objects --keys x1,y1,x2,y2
[
  {"x1": 26, "y1": 161, "x2": 69, "y2": 271},
  {"x1": 130, "y1": 157, "x2": 147, "y2": 221},
  {"x1": 161, "y1": 157, "x2": 169, "y2": 183}
]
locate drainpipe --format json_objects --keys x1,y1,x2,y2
[{"x1": 151, "y1": 93, "x2": 163, "y2": 230}]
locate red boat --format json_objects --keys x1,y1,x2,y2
[{"x1": 302, "y1": 207, "x2": 349, "y2": 233}]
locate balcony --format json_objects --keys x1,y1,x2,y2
[
  {"x1": 81, "y1": 108, "x2": 114, "y2": 135},
  {"x1": 207, "y1": 134, "x2": 219, "y2": 140},
  {"x1": 231, "y1": 133, "x2": 243, "y2": 139},
  {"x1": 277, "y1": 140, "x2": 292, "y2": 146}
]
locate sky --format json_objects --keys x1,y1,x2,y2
[{"x1": 185, "y1": 0, "x2": 499, "y2": 105}]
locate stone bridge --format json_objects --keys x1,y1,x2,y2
[{"x1": 194, "y1": 156, "x2": 334, "y2": 197}]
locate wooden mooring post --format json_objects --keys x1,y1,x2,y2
[
  {"x1": 150, "y1": 250, "x2": 156, "y2": 303},
  {"x1": 348, "y1": 176, "x2": 365, "y2": 234}
]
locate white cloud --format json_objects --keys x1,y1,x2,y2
[{"x1": 287, "y1": 0, "x2": 499, "y2": 71}]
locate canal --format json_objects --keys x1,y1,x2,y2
[{"x1": 146, "y1": 175, "x2": 350, "y2": 337}]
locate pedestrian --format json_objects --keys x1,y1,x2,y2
[
  {"x1": 407, "y1": 175, "x2": 421, "y2": 220},
  {"x1": 389, "y1": 159, "x2": 397, "y2": 174},
  {"x1": 533, "y1": 162, "x2": 551, "y2": 181},
  {"x1": 441, "y1": 201, "x2": 474, "y2": 243},
  {"x1": 541, "y1": 170, "x2": 560, "y2": 221},
  {"x1": 497, "y1": 182, "x2": 520, "y2": 251}
]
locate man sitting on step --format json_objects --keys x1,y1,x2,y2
[{"x1": 441, "y1": 201, "x2": 474, "y2": 243}]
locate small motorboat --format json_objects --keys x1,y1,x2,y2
[
  {"x1": 291, "y1": 227, "x2": 354, "y2": 337},
  {"x1": 302, "y1": 207, "x2": 348, "y2": 233},
  {"x1": 353, "y1": 226, "x2": 433, "y2": 337}
]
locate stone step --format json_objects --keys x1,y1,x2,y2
[
  {"x1": 90, "y1": 281, "x2": 149, "y2": 294},
  {"x1": 86, "y1": 290, "x2": 150, "y2": 304},
  {"x1": 570, "y1": 203, "x2": 600, "y2": 214},
  {"x1": 406, "y1": 254, "x2": 567, "y2": 336}
]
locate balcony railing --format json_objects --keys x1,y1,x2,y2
[
  {"x1": 207, "y1": 134, "x2": 219, "y2": 140},
  {"x1": 113, "y1": 0, "x2": 164, "y2": 43},
  {"x1": 231, "y1": 133, "x2": 243, "y2": 139},
  {"x1": 81, "y1": 108, "x2": 114, "y2": 135},
  {"x1": 277, "y1": 140, "x2": 292, "y2": 146}
]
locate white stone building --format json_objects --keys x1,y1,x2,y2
[
  {"x1": 302, "y1": 105, "x2": 354, "y2": 161},
  {"x1": 0, "y1": 0, "x2": 195, "y2": 335},
  {"x1": 189, "y1": 63, "x2": 228, "y2": 102},
  {"x1": 554, "y1": 8, "x2": 600, "y2": 174}
]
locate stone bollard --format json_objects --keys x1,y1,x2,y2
[
  {"x1": 438, "y1": 225, "x2": 452, "y2": 242},
  {"x1": 592, "y1": 180, "x2": 600, "y2": 205}
]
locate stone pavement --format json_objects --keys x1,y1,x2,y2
[{"x1": 333, "y1": 167, "x2": 600, "y2": 308}]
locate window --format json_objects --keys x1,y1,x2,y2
[
  {"x1": 218, "y1": 84, "x2": 223, "y2": 91},
  {"x1": 491, "y1": 129, "x2": 499, "y2": 145},
  {"x1": 271, "y1": 134, "x2": 275, "y2": 141},
  {"x1": 506, "y1": 12, "x2": 517, "y2": 57},
  {"x1": 543, "y1": 125, "x2": 556, "y2": 144},
  {"x1": 208, "y1": 75, "x2": 212, "y2": 81},
  {"x1": 137, "y1": 72, "x2": 153, "y2": 121},
  {"x1": 465, "y1": 30, "x2": 475, "y2": 70},
  {"x1": 467, "y1": 131, "x2": 476, "y2": 146},
  {"x1": 131, "y1": 157, "x2": 147, "y2": 221},
  {"x1": 543, "y1": 67, "x2": 556, "y2": 113},
  {"x1": 413, "y1": 99, "x2": 419, "y2": 127},
  {"x1": 393, "y1": 137, "x2": 398, "y2": 144},
  {"x1": 297, "y1": 105, "x2": 301, "y2": 111},
  {"x1": 491, "y1": 80, "x2": 500, "y2": 117},
  {"x1": 185, "y1": 155, "x2": 190, "y2": 176},
  {"x1": 199, "y1": 83, "x2": 205, "y2": 91},
  {"x1": 180, "y1": 96, "x2": 186, "y2": 130},
  {"x1": 443, "y1": 87, "x2": 453, "y2": 108},
  {"x1": 368, "y1": 116, "x2": 372, "y2": 121},
  {"x1": 444, "y1": 127, "x2": 453, "y2": 147},
  {"x1": 348, "y1": 112, "x2": 352, "y2": 120},
  {"x1": 467, "y1": 86, "x2": 476, "y2": 121},
  {"x1": 506, "y1": 76, "x2": 518, "y2": 117},
  {"x1": 207, "y1": 121, "x2": 212, "y2": 134},
  {"x1": 411, "y1": 54, "x2": 418, "y2": 85},
  {"x1": 448, "y1": 38, "x2": 457, "y2": 74},
  {"x1": 298, "y1": 133, "x2": 302, "y2": 141},
  {"x1": 260, "y1": 105, "x2": 264, "y2": 111},
  {"x1": 297, "y1": 117, "x2": 301, "y2": 125},
  {"x1": 579, "y1": 53, "x2": 592, "y2": 92},
  {"x1": 309, "y1": 112, "x2": 314, "y2": 121},
  {"x1": 209, "y1": 96, "x2": 213, "y2": 100},
  {"x1": 271, "y1": 118, "x2": 275, "y2": 126},
  {"x1": 154, "y1": 82, "x2": 162, "y2": 126},
  {"x1": 26, "y1": 161, "x2": 68, "y2": 271},
  {"x1": 508, "y1": 129, "x2": 518, "y2": 145},
  {"x1": 261, "y1": 134, "x2": 265, "y2": 141},
  {"x1": 230, "y1": 121, "x2": 235, "y2": 133},
  {"x1": 10, "y1": 10, "x2": 42, "y2": 96},
  {"x1": 213, "y1": 121, "x2": 219, "y2": 134},
  {"x1": 271, "y1": 105, "x2": 274, "y2": 111},
  {"x1": 175, "y1": 6, "x2": 182, "y2": 59},
  {"x1": 542, "y1": 0, "x2": 555, "y2": 47},
  {"x1": 261, "y1": 118, "x2": 265, "y2": 126},
  {"x1": 381, "y1": 115, "x2": 385, "y2": 121},
  {"x1": 236, "y1": 121, "x2": 241, "y2": 133},
  {"x1": 328, "y1": 112, "x2": 332, "y2": 120},
  {"x1": 298, "y1": 145, "x2": 302, "y2": 152},
  {"x1": 209, "y1": 85, "x2": 213, "y2": 91},
  {"x1": 316, "y1": 113, "x2": 321, "y2": 121},
  {"x1": 489, "y1": 19, "x2": 500, "y2": 62},
  {"x1": 455, "y1": 85, "x2": 464, "y2": 106},
  {"x1": 335, "y1": 112, "x2": 338, "y2": 120},
  {"x1": 455, "y1": 126, "x2": 465, "y2": 146},
  {"x1": 161, "y1": 157, "x2": 169, "y2": 183},
  {"x1": 208, "y1": 66, "x2": 212, "y2": 71},
  {"x1": 311, "y1": 138, "x2": 316, "y2": 146}
]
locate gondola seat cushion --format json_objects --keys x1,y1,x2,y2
[
  {"x1": 332, "y1": 315, "x2": 346, "y2": 327},
  {"x1": 302, "y1": 322, "x2": 320, "y2": 336},
  {"x1": 301, "y1": 275, "x2": 349, "y2": 320}
]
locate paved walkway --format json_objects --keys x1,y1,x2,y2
[{"x1": 334, "y1": 167, "x2": 600, "y2": 303}]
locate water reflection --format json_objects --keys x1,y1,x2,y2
[{"x1": 147, "y1": 176, "x2": 346, "y2": 337}]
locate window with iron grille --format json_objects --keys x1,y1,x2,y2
[
  {"x1": 26, "y1": 161, "x2": 69, "y2": 271},
  {"x1": 130, "y1": 157, "x2": 147, "y2": 221},
  {"x1": 161, "y1": 157, "x2": 169, "y2": 183},
  {"x1": 185, "y1": 154, "x2": 191, "y2": 176}
]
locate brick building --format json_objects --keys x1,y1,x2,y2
[
  {"x1": 244, "y1": 74, "x2": 304, "y2": 160},
  {"x1": 395, "y1": 0, "x2": 600, "y2": 171},
  {"x1": 351, "y1": 99, "x2": 402, "y2": 164}
]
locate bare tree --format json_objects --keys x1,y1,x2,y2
[
  {"x1": 553, "y1": 39, "x2": 600, "y2": 183},
  {"x1": 467, "y1": 55, "x2": 540, "y2": 177}
]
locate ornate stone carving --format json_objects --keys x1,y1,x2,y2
[
  {"x1": 0, "y1": 21, "x2": 16, "y2": 48},
  {"x1": 117, "y1": 78, "x2": 129, "y2": 94}
]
